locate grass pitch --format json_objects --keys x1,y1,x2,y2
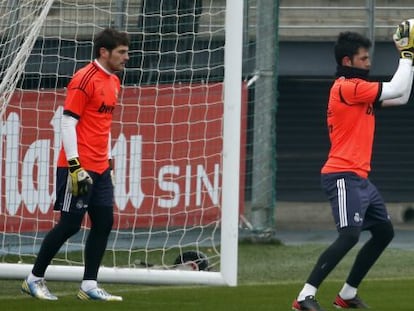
[{"x1": 0, "y1": 243, "x2": 413, "y2": 311}]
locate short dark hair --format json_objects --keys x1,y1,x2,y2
[
  {"x1": 93, "y1": 28, "x2": 130, "y2": 59},
  {"x1": 334, "y1": 31, "x2": 372, "y2": 65}
]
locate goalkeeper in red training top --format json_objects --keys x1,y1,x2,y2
[
  {"x1": 21, "y1": 28, "x2": 130, "y2": 301},
  {"x1": 292, "y1": 20, "x2": 414, "y2": 311}
]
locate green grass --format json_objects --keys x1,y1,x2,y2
[{"x1": 1, "y1": 243, "x2": 413, "y2": 311}]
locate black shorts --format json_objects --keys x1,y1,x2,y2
[
  {"x1": 321, "y1": 172, "x2": 391, "y2": 230},
  {"x1": 54, "y1": 167, "x2": 114, "y2": 214}
]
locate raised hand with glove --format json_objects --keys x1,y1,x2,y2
[
  {"x1": 393, "y1": 18, "x2": 414, "y2": 60},
  {"x1": 68, "y1": 157, "x2": 93, "y2": 196}
]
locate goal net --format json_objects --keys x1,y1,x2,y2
[{"x1": 0, "y1": 0, "x2": 245, "y2": 286}]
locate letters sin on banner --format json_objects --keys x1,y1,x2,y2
[{"x1": 0, "y1": 83, "x2": 247, "y2": 232}]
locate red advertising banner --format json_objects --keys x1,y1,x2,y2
[{"x1": 0, "y1": 83, "x2": 247, "y2": 232}]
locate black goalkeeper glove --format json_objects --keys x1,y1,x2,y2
[
  {"x1": 393, "y1": 19, "x2": 414, "y2": 60},
  {"x1": 68, "y1": 158, "x2": 93, "y2": 196}
]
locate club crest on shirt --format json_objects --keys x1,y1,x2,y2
[
  {"x1": 76, "y1": 199, "x2": 88, "y2": 209},
  {"x1": 353, "y1": 212, "x2": 363, "y2": 223}
]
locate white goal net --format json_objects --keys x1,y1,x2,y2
[{"x1": 0, "y1": 0, "x2": 245, "y2": 286}]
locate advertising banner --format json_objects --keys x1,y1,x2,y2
[{"x1": 0, "y1": 83, "x2": 246, "y2": 232}]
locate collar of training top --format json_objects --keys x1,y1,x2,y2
[{"x1": 335, "y1": 65, "x2": 370, "y2": 79}]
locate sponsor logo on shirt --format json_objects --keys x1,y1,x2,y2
[{"x1": 98, "y1": 102, "x2": 115, "y2": 114}]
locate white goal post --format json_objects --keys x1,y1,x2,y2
[{"x1": 0, "y1": 0, "x2": 244, "y2": 286}]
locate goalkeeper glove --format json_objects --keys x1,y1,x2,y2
[
  {"x1": 68, "y1": 158, "x2": 93, "y2": 196},
  {"x1": 393, "y1": 19, "x2": 414, "y2": 60}
]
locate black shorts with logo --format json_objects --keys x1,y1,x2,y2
[
  {"x1": 321, "y1": 172, "x2": 391, "y2": 230},
  {"x1": 54, "y1": 167, "x2": 114, "y2": 214}
]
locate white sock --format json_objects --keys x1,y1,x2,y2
[
  {"x1": 339, "y1": 283, "x2": 357, "y2": 300},
  {"x1": 81, "y1": 280, "x2": 98, "y2": 292},
  {"x1": 27, "y1": 272, "x2": 43, "y2": 283},
  {"x1": 297, "y1": 283, "x2": 318, "y2": 301}
]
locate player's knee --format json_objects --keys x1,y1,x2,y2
[
  {"x1": 57, "y1": 211, "x2": 84, "y2": 236},
  {"x1": 371, "y1": 221, "x2": 394, "y2": 245},
  {"x1": 100, "y1": 216, "x2": 113, "y2": 234},
  {"x1": 91, "y1": 207, "x2": 113, "y2": 234},
  {"x1": 55, "y1": 217, "x2": 82, "y2": 237},
  {"x1": 337, "y1": 227, "x2": 360, "y2": 249}
]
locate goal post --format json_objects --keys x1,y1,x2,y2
[
  {"x1": 220, "y1": 0, "x2": 244, "y2": 286},
  {"x1": 0, "y1": 0, "x2": 245, "y2": 286}
]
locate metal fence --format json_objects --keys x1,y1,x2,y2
[{"x1": 278, "y1": 0, "x2": 414, "y2": 42}]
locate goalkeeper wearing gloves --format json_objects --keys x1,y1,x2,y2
[
  {"x1": 292, "y1": 21, "x2": 414, "y2": 311},
  {"x1": 22, "y1": 28, "x2": 130, "y2": 302}
]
